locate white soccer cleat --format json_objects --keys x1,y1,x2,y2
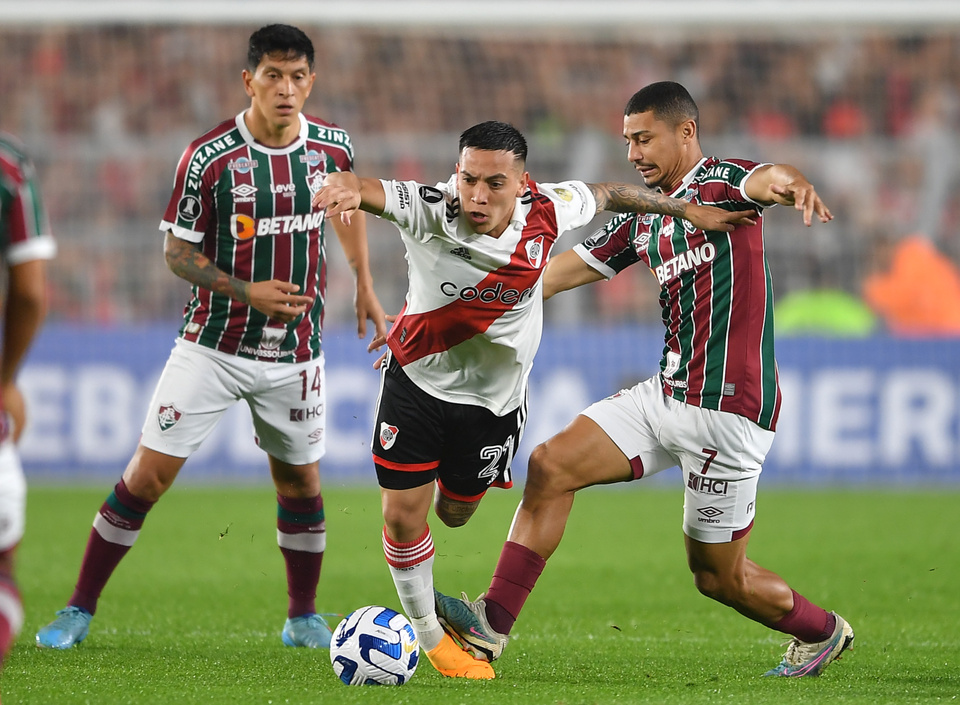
[
  {"x1": 764, "y1": 612, "x2": 855, "y2": 677},
  {"x1": 434, "y1": 589, "x2": 508, "y2": 662}
]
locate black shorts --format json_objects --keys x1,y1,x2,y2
[{"x1": 372, "y1": 355, "x2": 526, "y2": 500}]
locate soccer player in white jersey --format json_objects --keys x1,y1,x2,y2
[
  {"x1": 0, "y1": 132, "x2": 56, "y2": 671},
  {"x1": 36, "y1": 24, "x2": 385, "y2": 651},
  {"x1": 313, "y1": 120, "x2": 754, "y2": 679},
  {"x1": 436, "y1": 83, "x2": 855, "y2": 679}
]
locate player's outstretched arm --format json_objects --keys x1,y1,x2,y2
[
  {"x1": 312, "y1": 172, "x2": 387, "y2": 226},
  {"x1": 745, "y1": 164, "x2": 833, "y2": 226},
  {"x1": 164, "y1": 231, "x2": 311, "y2": 323},
  {"x1": 543, "y1": 250, "x2": 605, "y2": 300},
  {"x1": 587, "y1": 182, "x2": 756, "y2": 232}
]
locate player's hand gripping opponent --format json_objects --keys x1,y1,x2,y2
[
  {"x1": 312, "y1": 171, "x2": 364, "y2": 225},
  {"x1": 682, "y1": 202, "x2": 758, "y2": 232}
]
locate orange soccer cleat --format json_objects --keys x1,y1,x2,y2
[{"x1": 424, "y1": 632, "x2": 496, "y2": 679}]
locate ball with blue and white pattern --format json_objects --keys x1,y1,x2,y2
[{"x1": 330, "y1": 605, "x2": 419, "y2": 686}]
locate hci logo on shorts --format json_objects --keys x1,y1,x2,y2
[
  {"x1": 158, "y1": 404, "x2": 183, "y2": 432},
  {"x1": 379, "y1": 422, "x2": 399, "y2": 450}
]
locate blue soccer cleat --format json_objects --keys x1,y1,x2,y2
[
  {"x1": 281, "y1": 613, "x2": 333, "y2": 648},
  {"x1": 764, "y1": 612, "x2": 855, "y2": 677},
  {"x1": 35, "y1": 606, "x2": 93, "y2": 649},
  {"x1": 434, "y1": 589, "x2": 508, "y2": 663}
]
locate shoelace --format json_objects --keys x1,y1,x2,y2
[{"x1": 783, "y1": 637, "x2": 823, "y2": 665}]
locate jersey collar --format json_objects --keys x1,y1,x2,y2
[
  {"x1": 669, "y1": 156, "x2": 710, "y2": 197},
  {"x1": 235, "y1": 111, "x2": 308, "y2": 155}
]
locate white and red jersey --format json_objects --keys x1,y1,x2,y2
[
  {"x1": 575, "y1": 157, "x2": 782, "y2": 430},
  {"x1": 381, "y1": 176, "x2": 596, "y2": 416},
  {"x1": 159, "y1": 112, "x2": 354, "y2": 363}
]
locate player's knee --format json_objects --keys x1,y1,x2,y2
[
  {"x1": 123, "y1": 447, "x2": 182, "y2": 502},
  {"x1": 527, "y1": 443, "x2": 574, "y2": 493},
  {"x1": 691, "y1": 569, "x2": 744, "y2": 605},
  {"x1": 381, "y1": 505, "x2": 407, "y2": 537},
  {"x1": 122, "y1": 469, "x2": 170, "y2": 504}
]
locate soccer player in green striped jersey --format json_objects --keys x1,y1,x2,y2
[
  {"x1": 36, "y1": 24, "x2": 385, "y2": 653},
  {"x1": 0, "y1": 131, "x2": 56, "y2": 672},
  {"x1": 437, "y1": 82, "x2": 855, "y2": 679}
]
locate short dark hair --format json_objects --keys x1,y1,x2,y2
[
  {"x1": 624, "y1": 81, "x2": 699, "y2": 131},
  {"x1": 247, "y1": 24, "x2": 315, "y2": 72},
  {"x1": 459, "y1": 121, "x2": 528, "y2": 164}
]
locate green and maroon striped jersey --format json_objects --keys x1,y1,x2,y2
[
  {"x1": 574, "y1": 156, "x2": 782, "y2": 430},
  {"x1": 0, "y1": 131, "x2": 57, "y2": 442},
  {"x1": 160, "y1": 112, "x2": 354, "y2": 363},
  {"x1": 0, "y1": 132, "x2": 55, "y2": 267}
]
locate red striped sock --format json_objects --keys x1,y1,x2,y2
[{"x1": 383, "y1": 526, "x2": 440, "y2": 647}]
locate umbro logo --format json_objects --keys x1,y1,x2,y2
[
  {"x1": 449, "y1": 247, "x2": 471, "y2": 260},
  {"x1": 231, "y1": 184, "x2": 258, "y2": 198}
]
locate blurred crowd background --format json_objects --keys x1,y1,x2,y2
[{"x1": 2, "y1": 22, "x2": 960, "y2": 335}]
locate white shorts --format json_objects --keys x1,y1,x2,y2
[
  {"x1": 581, "y1": 376, "x2": 775, "y2": 544},
  {"x1": 141, "y1": 339, "x2": 326, "y2": 465},
  {"x1": 0, "y1": 439, "x2": 26, "y2": 552}
]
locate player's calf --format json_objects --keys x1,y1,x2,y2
[{"x1": 433, "y1": 490, "x2": 481, "y2": 528}]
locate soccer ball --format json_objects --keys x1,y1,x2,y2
[{"x1": 329, "y1": 605, "x2": 419, "y2": 686}]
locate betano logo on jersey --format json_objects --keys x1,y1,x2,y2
[
  {"x1": 654, "y1": 242, "x2": 716, "y2": 285},
  {"x1": 231, "y1": 214, "x2": 257, "y2": 240},
  {"x1": 230, "y1": 212, "x2": 325, "y2": 240}
]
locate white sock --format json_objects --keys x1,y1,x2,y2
[{"x1": 382, "y1": 525, "x2": 444, "y2": 650}]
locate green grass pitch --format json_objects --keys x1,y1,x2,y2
[{"x1": 4, "y1": 484, "x2": 959, "y2": 704}]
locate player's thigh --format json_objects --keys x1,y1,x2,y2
[
  {"x1": 372, "y1": 358, "x2": 444, "y2": 492},
  {"x1": 140, "y1": 341, "x2": 245, "y2": 458},
  {"x1": 526, "y1": 414, "x2": 632, "y2": 493},
  {"x1": 662, "y1": 401, "x2": 774, "y2": 544},
  {"x1": 0, "y1": 441, "x2": 25, "y2": 552},
  {"x1": 248, "y1": 353, "x2": 326, "y2": 466},
  {"x1": 576, "y1": 377, "x2": 679, "y2": 486},
  {"x1": 684, "y1": 531, "x2": 750, "y2": 579}
]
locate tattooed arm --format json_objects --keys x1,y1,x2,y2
[
  {"x1": 586, "y1": 182, "x2": 756, "y2": 232},
  {"x1": 163, "y1": 231, "x2": 312, "y2": 323}
]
